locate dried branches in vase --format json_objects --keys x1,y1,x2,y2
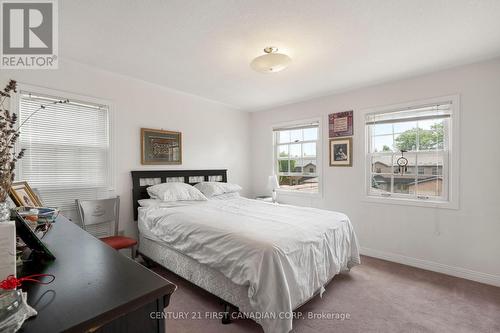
[
  {"x1": 0, "y1": 80, "x2": 68, "y2": 221},
  {"x1": 0, "y1": 80, "x2": 23, "y2": 205}
]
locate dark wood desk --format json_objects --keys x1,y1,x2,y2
[{"x1": 18, "y1": 215, "x2": 176, "y2": 333}]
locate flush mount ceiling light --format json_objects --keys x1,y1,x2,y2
[{"x1": 250, "y1": 47, "x2": 292, "y2": 73}]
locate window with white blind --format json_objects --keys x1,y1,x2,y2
[
  {"x1": 365, "y1": 96, "x2": 459, "y2": 208},
  {"x1": 273, "y1": 121, "x2": 320, "y2": 193},
  {"x1": 17, "y1": 89, "x2": 113, "y2": 222}
]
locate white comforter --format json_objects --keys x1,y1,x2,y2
[{"x1": 140, "y1": 197, "x2": 360, "y2": 333}]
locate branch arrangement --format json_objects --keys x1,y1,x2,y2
[
  {"x1": 0, "y1": 80, "x2": 69, "y2": 202},
  {"x1": 0, "y1": 80, "x2": 22, "y2": 202}
]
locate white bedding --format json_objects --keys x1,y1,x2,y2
[{"x1": 139, "y1": 197, "x2": 360, "y2": 333}]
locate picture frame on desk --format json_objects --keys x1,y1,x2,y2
[
  {"x1": 9, "y1": 181, "x2": 42, "y2": 207},
  {"x1": 13, "y1": 210, "x2": 56, "y2": 261}
]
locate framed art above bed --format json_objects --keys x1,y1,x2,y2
[{"x1": 141, "y1": 128, "x2": 182, "y2": 165}]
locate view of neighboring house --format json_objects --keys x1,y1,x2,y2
[
  {"x1": 300, "y1": 162, "x2": 317, "y2": 174},
  {"x1": 372, "y1": 154, "x2": 443, "y2": 196},
  {"x1": 279, "y1": 161, "x2": 318, "y2": 192}
]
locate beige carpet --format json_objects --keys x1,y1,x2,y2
[{"x1": 153, "y1": 256, "x2": 500, "y2": 333}]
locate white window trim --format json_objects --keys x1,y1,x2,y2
[
  {"x1": 11, "y1": 83, "x2": 116, "y2": 195},
  {"x1": 362, "y1": 95, "x2": 460, "y2": 209},
  {"x1": 271, "y1": 117, "x2": 323, "y2": 198}
]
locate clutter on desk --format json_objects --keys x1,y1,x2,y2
[
  {"x1": 0, "y1": 273, "x2": 55, "y2": 332},
  {"x1": 0, "y1": 289, "x2": 37, "y2": 332},
  {"x1": 14, "y1": 208, "x2": 56, "y2": 243},
  {"x1": 16, "y1": 207, "x2": 59, "y2": 224}
]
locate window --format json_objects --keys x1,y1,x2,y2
[
  {"x1": 273, "y1": 121, "x2": 320, "y2": 193},
  {"x1": 366, "y1": 97, "x2": 458, "y2": 206},
  {"x1": 17, "y1": 89, "x2": 113, "y2": 222}
]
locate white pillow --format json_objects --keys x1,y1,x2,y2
[
  {"x1": 194, "y1": 182, "x2": 242, "y2": 198},
  {"x1": 147, "y1": 182, "x2": 207, "y2": 202},
  {"x1": 138, "y1": 198, "x2": 206, "y2": 208}
]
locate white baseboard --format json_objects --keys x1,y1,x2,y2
[{"x1": 360, "y1": 247, "x2": 500, "y2": 287}]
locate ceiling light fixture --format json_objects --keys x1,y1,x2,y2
[{"x1": 250, "y1": 47, "x2": 291, "y2": 73}]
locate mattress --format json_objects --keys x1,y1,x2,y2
[{"x1": 138, "y1": 197, "x2": 360, "y2": 333}]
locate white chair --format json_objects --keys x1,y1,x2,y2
[{"x1": 75, "y1": 196, "x2": 137, "y2": 258}]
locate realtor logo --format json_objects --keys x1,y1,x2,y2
[{"x1": 1, "y1": 0, "x2": 58, "y2": 69}]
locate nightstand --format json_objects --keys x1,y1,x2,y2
[{"x1": 255, "y1": 196, "x2": 273, "y2": 203}]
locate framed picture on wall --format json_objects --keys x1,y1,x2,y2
[
  {"x1": 9, "y1": 181, "x2": 43, "y2": 207},
  {"x1": 329, "y1": 138, "x2": 352, "y2": 167},
  {"x1": 141, "y1": 128, "x2": 182, "y2": 165},
  {"x1": 328, "y1": 110, "x2": 353, "y2": 137}
]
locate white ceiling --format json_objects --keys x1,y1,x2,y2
[{"x1": 60, "y1": 0, "x2": 500, "y2": 111}]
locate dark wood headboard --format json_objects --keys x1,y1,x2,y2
[{"x1": 131, "y1": 169, "x2": 227, "y2": 220}]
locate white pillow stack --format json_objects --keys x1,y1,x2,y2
[
  {"x1": 138, "y1": 198, "x2": 205, "y2": 208},
  {"x1": 193, "y1": 182, "x2": 242, "y2": 198},
  {"x1": 147, "y1": 182, "x2": 207, "y2": 202}
]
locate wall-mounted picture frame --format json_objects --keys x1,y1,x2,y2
[
  {"x1": 329, "y1": 137, "x2": 352, "y2": 167},
  {"x1": 141, "y1": 128, "x2": 182, "y2": 165},
  {"x1": 9, "y1": 181, "x2": 43, "y2": 207},
  {"x1": 328, "y1": 110, "x2": 353, "y2": 137}
]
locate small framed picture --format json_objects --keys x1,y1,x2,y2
[
  {"x1": 9, "y1": 181, "x2": 43, "y2": 207},
  {"x1": 328, "y1": 111, "x2": 353, "y2": 137},
  {"x1": 141, "y1": 128, "x2": 182, "y2": 165},
  {"x1": 329, "y1": 138, "x2": 352, "y2": 167}
]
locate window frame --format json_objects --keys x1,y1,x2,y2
[
  {"x1": 272, "y1": 117, "x2": 323, "y2": 197},
  {"x1": 363, "y1": 95, "x2": 460, "y2": 209},
  {"x1": 12, "y1": 84, "x2": 116, "y2": 195}
]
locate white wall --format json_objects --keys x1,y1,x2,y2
[
  {"x1": 2, "y1": 55, "x2": 499, "y2": 285},
  {"x1": 0, "y1": 59, "x2": 251, "y2": 237},
  {"x1": 250, "y1": 58, "x2": 500, "y2": 285}
]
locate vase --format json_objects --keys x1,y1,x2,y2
[{"x1": 0, "y1": 201, "x2": 10, "y2": 223}]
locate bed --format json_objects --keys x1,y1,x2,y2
[{"x1": 131, "y1": 169, "x2": 360, "y2": 333}]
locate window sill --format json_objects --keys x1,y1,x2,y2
[{"x1": 363, "y1": 195, "x2": 458, "y2": 209}]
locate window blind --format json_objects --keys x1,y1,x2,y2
[
  {"x1": 365, "y1": 102, "x2": 452, "y2": 125},
  {"x1": 18, "y1": 91, "x2": 112, "y2": 223},
  {"x1": 272, "y1": 121, "x2": 319, "y2": 132}
]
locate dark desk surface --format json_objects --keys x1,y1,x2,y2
[{"x1": 19, "y1": 215, "x2": 176, "y2": 333}]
